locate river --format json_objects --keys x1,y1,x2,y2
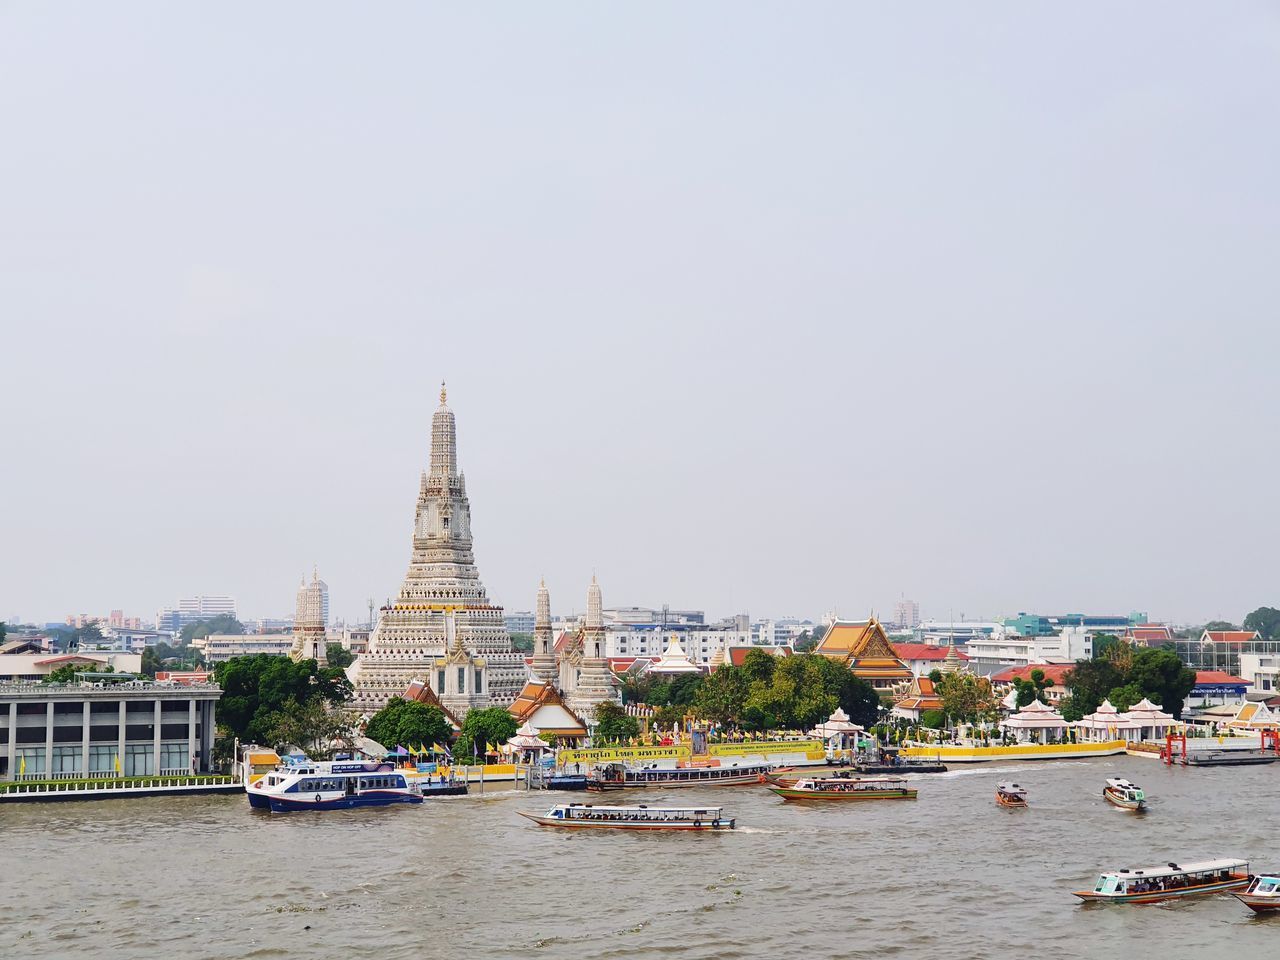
[{"x1": 1, "y1": 756, "x2": 1274, "y2": 959}]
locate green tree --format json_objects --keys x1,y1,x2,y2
[
  {"x1": 1243, "y1": 607, "x2": 1280, "y2": 640},
  {"x1": 1092, "y1": 634, "x2": 1121, "y2": 660},
  {"x1": 692, "y1": 665, "x2": 751, "y2": 727},
  {"x1": 0, "y1": 621, "x2": 6, "y2": 642},
  {"x1": 212, "y1": 655, "x2": 352, "y2": 745},
  {"x1": 920, "y1": 709, "x2": 946, "y2": 729},
  {"x1": 43, "y1": 663, "x2": 113, "y2": 683},
  {"x1": 1202, "y1": 620, "x2": 1238, "y2": 632},
  {"x1": 666, "y1": 673, "x2": 704, "y2": 707},
  {"x1": 1012, "y1": 668, "x2": 1054, "y2": 708},
  {"x1": 935, "y1": 672, "x2": 999, "y2": 726},
  {"x1": 454, "y1": 707, "x2": 518, "y2": 762},
  {"x1": 325, "y1": 643, "x2": 355, "y2": 669},
  {"x1": 1062, "y1": 659, "x2": 1123, "y2": 719},
  {"x1": 1058, "y1": 695, "x2": 1084, "y2": 723},
  {"x1": 593, "y1": 701, "x2": 641, "y2": 743},
  {"x1": 792, "y1": 624, "x2": 827, "y2": 654},
  {"x1": 508, "y1": 633, "x2": 534, "y2": 654},
  {"x1": 1126, "y1": 647, "x2": 1196, "y2": 719},
  {"x1": 181, "y1": 615, "x2": 245, "y2": 643},
  {"x1": 141, "y1": 640, "x2": 204, "y2": 677},
  {"x1": 67, "y1": 621, "x2": 103, "y2": 650},
  {"x1": 365, "y1": 697, "x2": 451, "y2": 752},
  {"x1": 1106, "y1": 683, "x2": 1145, "y2": 712},
  {"x1": 265, "y1": 699, "x2": 354, "y2": 756},
  {"x1": 739, "y1": 649, "x2": 778, "y2": 685}
]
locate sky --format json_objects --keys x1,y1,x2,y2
[{"x1": 2, "y1": 3, "x2": 1278, "y2": 628}]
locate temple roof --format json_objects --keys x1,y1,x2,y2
[
  {"x1": 894, "y1": 675, "x2": 943, "y2": 711},
  {"x1": 817, "y1": 618, "x2": 912, "y2": 682},
  {"x1": 645, "y1": 635, "x2": 702, "y2": 674},
  {"x1": 507, "y1": 679, "x2": 588, "y2": 736},
  {"x1": 402, "y1": 679, "x2": 461, "y2": 731}
]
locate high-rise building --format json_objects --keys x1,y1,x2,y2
[
  {"x1": 893, "y1": 599, "x2": 921, "y2": 629},
  {"x1": 347, "y1": 385, "x2": 524, "y2": 714},
  {"x1": 157, "y1": 596, "x2": 238, "y2": 633}
]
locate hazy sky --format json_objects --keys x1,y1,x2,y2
[{"x1": 3, "y1": 4, "x2": 1278, "y2": 628}]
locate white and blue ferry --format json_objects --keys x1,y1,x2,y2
[{"x1": 246, "y1": 759, "x2": 423, "y2": 812}]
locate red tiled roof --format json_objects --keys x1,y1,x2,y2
[
  {"x1": 1203, "y1": 631, "x2": 1262, "y2": 645},
  {"x1": 1126, "y1": 625, "x2": 1173, "y2": 641},
  {"x1": 726, "y1": 646, "x2": 793, "y2": 667},
  {"x1": 1194, "y1": 670, "x2": 1248, "y2": 685},
  {"x1": 891, "y1": 643, "x2": 969, "y2": 662},
  {"x1": 553, "y1": 631, "x2": 575, "y2": 654},
  {"x1": 990, "y1": 664, "x2": 1074, "y2": 685},
  {"x1": 35, "y1": 655, "x2": 104, "y2": 666}
]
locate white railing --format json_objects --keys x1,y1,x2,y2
[{"x1": 0, "y1": 775, "x2": 237, "y2": 798}]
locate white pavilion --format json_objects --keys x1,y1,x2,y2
[
  {"x1": 645, "y1": 635, "x2": 703, "y2": 675},
  {"x1": 999, "y1": 698, "x2": 1069, "y2": 744}
]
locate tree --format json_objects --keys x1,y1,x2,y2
[
  {"x1": 508, "y1": 633, "x2": 534, "y2": 654},
  {"x1": 68, "y1": 621, "x2": 103, "y2": 650},
  {"x1": 325, "y1": 643, "x2": 355, "y2": 669},
  {"x1": 43, "y1": 663, "x2": 113, "y2": 683},
  {"x1": 0, "y1": 621, "x2": 6, "y2": 642},
  {"x1": 1062, "y1": 659, "x2": 1123, "y2": 719},
  {"x1": 693, "y1": 665, "x2": 750, "y2": 727},
  {"x1": 594, "y1": 701, "x2": 640, "y2": 743},
  {"x1": 266, "y1": 699, "x2": 354, "y2": 756},
  {"x1": 142, "y1": 640, "x2": 203, "y2": 677},
  {"x1": 181, "y1": 615, "x2": 245, "y2": 644},
  {"x1": 365, "y1": 697, "x2": 451, "y2": 752},
  {"x1": 1202, "y1": 620, "x2": 1238, "y2": 632},
  {"x1": 1012, "y1": 668, "x2": 1054, "y2": 708},
  {"x1": 920, "y1": 709, "x2": 946, "y2": 729},
  {"x1": 1125, "y1": 647, "x2": 1196, "y2": 719},
  {"x1": 935, "y1": 672, "x2": 999, "y2": 726},
  {"x1": 1092, "y1": 634, "x2": 1121, "y2": 661},
  {"x1": 739, "y1": 649, "x2": 778, "y2": 685},
  {"x1": 454, "y1": 707, "x2": 518, "y2": 762},
  {"x1": 793, "y1": 624, "x2": 827, "y2": 654},
  {"x1": 1243, "y1": 607, "x2": 1280, "y2": 640},
  {"x1": 213, "y1": 655, "x2": 352, "y2": 745},
  {"x1": 1106, "y1": 683, "x2": 1145, "y2": 712}
]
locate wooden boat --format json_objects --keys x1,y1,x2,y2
[
  {"x1": 769, "y1": 776, "x2": 917, "y2": 802},
  {"x1": 995, "y1": 781, "x2": 1027, "y2": 807},
  {"x1": 1233, "y1": 874, "x2": 1280, "y2": 913},
  {"x1": 587, "y1": 761, "x2": 770, "y2": 790},
  {"x1": 518, "y1": 802, "x2": 735, "y2": 831},
  {"x1": 1103, "y1": 777, "x2": 1146, "y2": 811},
  {"x1": 1073, "y1": 859, "x2": 1250, "y2": 904}
]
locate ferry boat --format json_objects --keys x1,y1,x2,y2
[
  {"x1": 1103, "y1": 777, "x2": 1146, "y2": 811},
  {"x1": 1073, "y1": 859, "x2": 1250, "y2": 904},
  {"x1": 519, "y1": 802, "x2": 735, "y2": 831},
  {"x1": 587, "y1": 760, "x2": 770, "y2": 790},
  {"x1": 1234, "y1": 874, "x2": 1280, "y2": 913},
  {"x1": 995, "y1": 781, "x2": 1027, "y2": 807},
  {"x1": 769, "y1": 777, "x2": 917, "y2": 802},
  {"x1": 246, "y1": 760, "x2": 423, "y2": 812}
]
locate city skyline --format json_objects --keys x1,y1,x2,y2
[{"x1": 3, "y1": 5, "x2": 1277, "y2": 627}]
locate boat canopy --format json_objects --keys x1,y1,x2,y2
[{"x1": 1105, "y1": 858, "x2": 1248, "y2": 880}]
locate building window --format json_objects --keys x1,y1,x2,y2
[
  {"x1": 161, "y1": 741, "x2": 190, "y2": 772},
  {"x1": 437, "y1": 670, "x2": 445, "y2": 692},
  {"x1": 125, "y1": 744, "x2": 154, "y2": 776},
  {"x1": 457, "y1": 667, "x2": 466, "y2": 692},
  {"x1": 89, "y1": 745, "x2": 116, "y2": 773},
  {"x1": 17, "y1": 747, "x2": 46, "y2": 775},
  {"x1": 52, "y1": 745, "x2": 82, "y2": 775}
]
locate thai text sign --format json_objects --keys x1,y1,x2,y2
[
  {"x1": 558, "y1": 746, "x2": 691, "y2": 765},
  {"x1": 708, "y1": 740, "x2": 823, "y2": 757}
]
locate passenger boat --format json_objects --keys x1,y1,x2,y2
[
  {"x1": 769, "y1": 777, "x2": 917, "y2": 801},
  {"x1": 518, "y1": 802, "x2": 735, "y2": 830},
  {"x1": 995, "y1": 781, "x2": 1027, "y2": 807},
  {"x1": 246, "y1": 760, "x2": 423, "y2": 812},
  {"x1": 587, "y1": 761, "x2": 770, "y2": 790},
  {"x1": 1073, "y1": 859, "x2": 1250, "y2": 904},
  {"x1": 1103, "y1": 777, "x2": 1146, "y2": 811},
  {"x1": 1233, "y1": 874, "x2": 1280, "y2": 913}
]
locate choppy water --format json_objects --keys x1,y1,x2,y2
[{"x1": 1, "y1": 756, "x2": 1276, "y2": 959}]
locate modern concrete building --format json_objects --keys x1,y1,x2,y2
[
  {"x1": 0, "y1": 652, "x2": 142, "y2": 682},
  {"x1": 0, "y1": 677, "x2": 221, "y2": 781},
  {"x1": 504, "y1": 611, "x2": 536, "y2": 635},
  {"x1": 194, "y1": 634, "x2": 293, "y2": 662},
  {"x1": 156, "y1": 596, "x2": 238, "y2": 633}
]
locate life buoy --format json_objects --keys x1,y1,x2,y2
[{"x1": 315, "y1": 793, "x2": 323, "y2": 804}]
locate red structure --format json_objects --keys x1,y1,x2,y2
[
  {"x1": 1161, "y1": 729, "x2": 1188, "y2": 766},
  {"x1": 1263, "y1": 729, "x2": 1280, "y2": 755}
]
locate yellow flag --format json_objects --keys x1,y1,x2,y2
[
  {"x1": 19, "y1": 755, "x2": 26, "y2": 776},
  {"x1": 114, "y1": 753, "x2": 121, "y2": 773}
]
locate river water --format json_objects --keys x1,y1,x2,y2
[{"x1": 1, "y1": 756, "x2": 1274, "y2": 959}]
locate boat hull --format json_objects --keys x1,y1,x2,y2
[
  {"x1": 518, "y1": 811, "x2": 734, "y2": 830},
  {"x1": 769, "y1": 787, "x2": 917, "y2": 801},
  {"x1": 1103, "y1": 788, "x2": 1145, "y2": 811},
  {"x1": 1074, "y1": 877, "x2": 1249, "y2": 904},
  {"x1": 995, "y1": 794, "x2": 1027, "y2": 808},
  {"x1": 1234, "y1": 894, "x2": 1280, "y2": 913},
  {"x1": 260, "y1": 791, "x2": 424, "y2": 813}
]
